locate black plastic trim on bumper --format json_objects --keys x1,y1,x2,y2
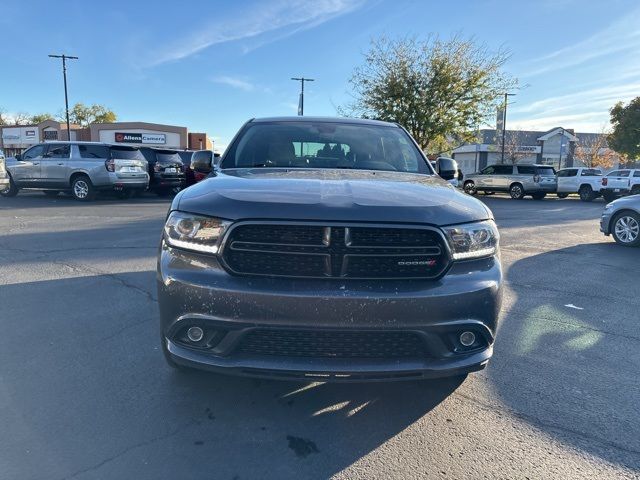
[{"x1": 165, "y1": 337, "x2": 491, "y2": 382}]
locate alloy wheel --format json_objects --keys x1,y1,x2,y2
[
  {"x1": 74, "y1": 180, "x2": 89, "y2": 199},
  {"x1": 614, "y1": 216, "x2": 640, "y2": 244}
]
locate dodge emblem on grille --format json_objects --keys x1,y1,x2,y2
[{"x1": 397, "y1": 259, "x2": 437, "y2": 267}]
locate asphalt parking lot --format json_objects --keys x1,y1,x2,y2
[{"x1": 0, "y1": 192, "x2": 639, "y2": 479}]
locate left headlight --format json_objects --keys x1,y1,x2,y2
[
  {"x1": 442, "y1": 220, "x2": 499, "y2": 260},
  {"x1": 163, "y1": 211, "x2": 231, "y2": 254}
]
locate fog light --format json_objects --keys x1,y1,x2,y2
[
  {"x1": 187, "y1": 326, "x2": 204, "y2": 342},
  {"x1": 459, "y1": 331, "x2": 476, "y2": 347}
]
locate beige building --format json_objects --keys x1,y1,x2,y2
[{"x1": 0, "y1": 120, "x2": 212, "y2": 156}]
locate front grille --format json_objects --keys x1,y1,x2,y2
[
  {"x1": 236, "y1": 329, "x2": 428, "y2": 359},
  {"x1": 222, "y1": 223, "x2": 450, "y2": 279}
]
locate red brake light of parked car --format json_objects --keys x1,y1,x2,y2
[
  {"x1": 105, "y1": 159, "x2": 115, "y2": 172},
  {"x1": 602, "y1": 178, "x2": 608, "y2": 186}
]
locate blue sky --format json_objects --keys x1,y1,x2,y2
[{"x1": 1, "y1": 0, "x2": 639, "y2": 151}]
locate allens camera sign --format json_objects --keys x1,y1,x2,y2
[{"x1": 114, "y1": 132, "x2": 166, "y2": 144}]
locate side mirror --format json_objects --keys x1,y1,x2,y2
[
  {"x1": 14, "y1": 153, "x2": 22, "y2": 161},
  {"x1": 436, "y1": 157, "x2": 458, "y2": 181},
  {"x1": 191, "y1": 150, "x2": 213, "y2": 174}
]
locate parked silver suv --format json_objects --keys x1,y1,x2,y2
[
  {"x1": 463, "y1": 164, "x2": 557, "y2": 200},
  {"x1": 1, "y1": 142, "x2": 149, "y2": 201},
  {"x1": 0, "y1": 149, "x2": 8, "y2": 192}
]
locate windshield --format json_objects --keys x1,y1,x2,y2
[
  {"x1": 110, "y1": 146, "x2": 144, "y2": 160},
  {"x1": 221, "y1": 122, "x2": 432, "y2": 174},
  {"x1": 156, "y1": 152, "x2": 182, "y2": 164},
  {"x1": 535, "y1": 167, "x2": 556, "y2": 176}
]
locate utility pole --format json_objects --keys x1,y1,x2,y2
[
  {"x1": 49, "y1": 54, "x2": 78, "y2": 140},
  {"x1": 558, "y1": 127, "x2": 565, "y2": 169},
  {"x1": 291, "y1": 77, "x2": 314, "y2": 116},
  {"x1": 500, "y1": 92, "x2": 516, "y2": 163}
]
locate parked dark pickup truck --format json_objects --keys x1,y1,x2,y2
[{"x1": 158, "y1": 117, "x2": 503, "y2": 382}]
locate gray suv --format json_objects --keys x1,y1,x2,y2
[
  {"x1": 158, "y1": 117, "x2": 503, "y2": 382},
  {"x1": 463, "y1": 164, "x2": 557, "y2": 199},
  {"x1": 1, "y1": 142, "x2": 149, "y2": 201},
  {"x1": 0, "y1": 149, "x2": 8, "y2": 192}
]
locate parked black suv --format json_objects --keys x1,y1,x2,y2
[
  {"x1": 139, "y1": 147, "x2": 185, "y2": 195},
  {"x1": 158, "y1": 117, "x2": 503, "y2": 381}
]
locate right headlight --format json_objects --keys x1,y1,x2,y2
[
  {"x1": 163, "y1": 211, "x2": 231, "y2": 254},
  {"x1": 442, "y1": 220, "x2": 499, "y2": 260}
]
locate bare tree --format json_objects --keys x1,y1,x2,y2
[
  {"x1": 11, "y1": 112, "x2": 32, "y2": 125},
  {"x1": 493, "y1": 130, "x2": 529, "y2": 164},
  {"x1": 574, "y1": 129, "x2": 617, "y2": 169}
]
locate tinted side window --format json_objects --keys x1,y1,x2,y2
[
  {"x1": 564, "y1": 169, "x2": 578, "y2": 177},
  {"x1": 619, "y1": 171, "x2": 630, "y2": 177},
  {"x1": 79, "y1": 145, "x2": 110, "y2": 159},
  {"x1": 535, "y1": 167, "x2": 556, "y2": 176},
  {"x1": 481, "y1": 166, "x2": 495, "y2": 174},
  {"x1": 582, "y1": 169, "x2": 602, "y2": 176},
  {"x1": 23, "y1": 145, "x2": 46, "y2": 160},
  {"x1": 634, "y1": 171, "x2": 640, "y2": 178},
  {"x1": 494, "y1": 165, "x2": 514, "y2": 175},
  {"x1": 46, "y1": 144, "x2": 70, "y2": 158},
  {"x1": 517, "y1": 165, "x2": 534, "y2": 175}
]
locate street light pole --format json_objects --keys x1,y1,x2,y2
[
  {"x1": 291, "y1": 77, "x2": 315, "y2": 116},
  {"x1": 500, "y1": 92, "x2": 516, "y2": 164},
  {"x1": 49, "y1": 54, "x2": 78, "y2": 140}
]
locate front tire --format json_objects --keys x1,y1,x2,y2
[
  {"x1": 612, "y1": 211, "x2": 640, "y2": 247},
  {"x1": 509, "y1": 183, "x2": 525, "y2": 200},
  {"x1": 602, "y1": 191, "x2": 617, "y2": 203},
  {"x1": 631, "y1": 185, "x2": 640, "y2": 196},
  {"x1": 463, "y1": 181, "x2": 477, "y2": 195},
  {"x1": 71, "y1": 176, "x2": 95, "y2": 201},
  {"x1": 0, "y1": 176, "x2": 19, "y2": 197},
  {"x1": 579, "y1": 185, "x2": 595, "y2": 202}
]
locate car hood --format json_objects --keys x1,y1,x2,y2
[{"x1": 175, "y1": 168, "x2": 492, "y2": 226}]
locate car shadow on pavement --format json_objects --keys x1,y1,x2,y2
[
  {"x1": 488, "y1": 242, "x2": 640, "y2": 472},
  {"x1": 0, "y1": 271, "x2": 464, "y2": 479}
]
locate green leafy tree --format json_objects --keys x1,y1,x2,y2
[
  {"x1": 608, "y1": 97, "x2": 640, "y2": 160},
  {"x1": 30, "y1": 113, "x2": 55, "y2": 124},
  {"x1": 341, "y1": 36, "x2": 517, "y2": 150},
  {"x1": 59, "y1": 103, "x2": 117, "y2": 127}
]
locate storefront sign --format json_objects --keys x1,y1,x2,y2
[
  {"x1": 1, "y1": 127, "x2": 39, "y2": 145},
  {"x1": 515, "y1": 145, "x2": 541, "y2": 154},
  {"x1": 114, "y1": 132, "x2": 167, "y2": 144}
]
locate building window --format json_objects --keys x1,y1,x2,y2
[{"x1": 43, "y1": 130, "x2": 58, "y2": 141}]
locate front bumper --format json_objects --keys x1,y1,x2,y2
[
  {"x1": 600, "y1": 211, "x2": 614, "y2": 235},
  {"x1": 157, "y1": 242, "x2": 503, "y2": 381}
]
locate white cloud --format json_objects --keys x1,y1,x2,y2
[
  {"x1": 509, "y1": 112, "x2": 610, "y2": 133},
  {"x1": 146, "y1": 0, "x2": 364, "y2": 67},
  {"x1": 518, "y1": 7, "x2": 640, "y2": 78},
  {"x1": 212, "y1": 76, "x2": 256, "y2": 92}
]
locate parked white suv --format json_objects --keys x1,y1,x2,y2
[
  {"x1": 600, "y1": 169, "x2": 640, "y2": 202},
  {"x1": 556, "y1": 167, "x2": 603, "y2": 202}
]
